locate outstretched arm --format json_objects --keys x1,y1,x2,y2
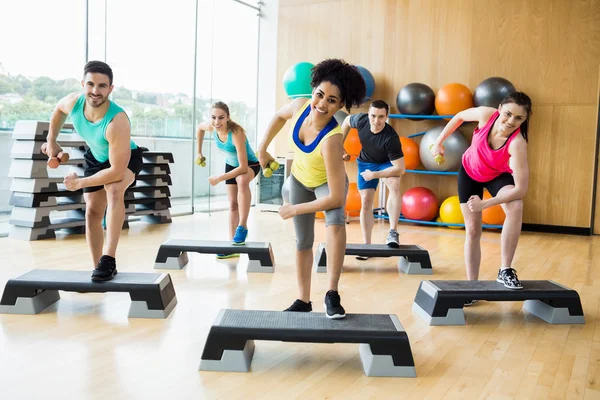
[
  {"x1": 257, "y1": 97, "x2": 307, "y2": 168},
  {"x1": 196, "y1": 121, "x2": 212, "y2": 156},
  {"x1": 46, "y1": 92, "x2": 80, "y2": 156},
  {"x1": 432, "y1": 106, "x2": 496, "y2": 155}
]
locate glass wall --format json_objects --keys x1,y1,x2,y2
[
  {"x1": 0, "y1": 0, "x2": 260, "y2": 236},
  {"x1": 194, "y1": 0, "x2": 260, "y2": 212},
  {"x1": 0, "y1": 0, "x2": 86, "y2": 235}
]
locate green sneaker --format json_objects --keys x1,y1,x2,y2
[{"x1": 216, "y1": 253, "x2": 240, "y2": 259}]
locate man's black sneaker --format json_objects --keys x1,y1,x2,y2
[
  {"x1": 284, "y1": 299, "x2": 312, "y2": 312},
  {"x1": 323, "y1": 290, "x2": 346, "y2": 319},
  {"x1": 91, "y1": 255, "x2": 118, "y2": 282}
]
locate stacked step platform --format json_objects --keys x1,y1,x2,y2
[{"x1": 8, "y1": 120, "x2": 173, "y2": 240}]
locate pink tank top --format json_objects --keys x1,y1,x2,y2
[{"x1": 462, "y1": 110, "x2": 520, "y2": 182}]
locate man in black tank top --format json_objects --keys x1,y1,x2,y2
[{"x1": 341, "y1": 100, "x2": 406, "y2": 252}]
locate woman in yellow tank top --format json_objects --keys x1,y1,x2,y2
[{"x1": 258, "y1": 59, "x2": 366, "y2": 319}]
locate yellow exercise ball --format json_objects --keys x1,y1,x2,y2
[{"x1": 439, "y1": 196, "x2": 464, "y2": 229}]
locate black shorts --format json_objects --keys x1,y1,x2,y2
[
  {"x1": 225, "y1": 162, "x2": 261, "y2": 184},
  {"x1": 83, "y1": 147, "x2": 145, "y2": 193},
  {"x1": 458, "y1": 165, "x2": 514, "y2": 203}
]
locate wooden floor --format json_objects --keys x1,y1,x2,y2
[{"x1": 0, "y1": 210, "x2": 599, "y2": 399}]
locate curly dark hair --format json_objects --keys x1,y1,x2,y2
[{"x1": 310, "y1": 59, "x2": 366, "y2": 112}]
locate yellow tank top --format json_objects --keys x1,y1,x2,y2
[{"x1": 290, "y1": 100, "x2": 342, "y2": 187}]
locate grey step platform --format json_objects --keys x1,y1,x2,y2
[
  {"x1": 142, "y1": 152, "x2": 174, "y2": 164},
  {"x1": 9, "y1": 203, "x2": 135, "y2": 228},
  {"x1": 154, "y1": 239, "x2": 275, "y2": 272},
  {"x1": 139, "y1": 164, "x2": 171, "y2": 176},
  {"x1": 9, "y1": 217, "x2": 86, "y2": 240},
  {"x1": 10, "y1": 190, "x2": 83, "y2": 207},
  {"x1": 314, "y1": 242, "x2": 432, "y2": 274},
  {"x1": 412, "y1": 280, "x2": 585, "y2": 325},
  {"x1": 11, "y1": 139, "x2": 88, "y2": 159},
  {"x1": 9, "y1": 159, "x2": 85, "y2": 179},
  {"x1": 126, "y1": 186, "x2": 171, "y2": 199},
  {"x1": 128, "y1": 209, "x2": 172, "y2": 224},
  {"x1": 0, "y1": 269, "x2": 177, "y2": 319},
  {"x1": 199, "y1": 309, "x2": 416, "y2": 377},
  {"x1": 10, "y1": 177, "x2": 65, "y2": 193},
  {"x1": 133, "y1": 175, "x2": 172, "y2": 187},
  {"x1": 12, "y1": 121, "x2": 76, "y2": 140}
]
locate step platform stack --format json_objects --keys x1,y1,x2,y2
[{"x1": 8, "y1": 121, "x2": 173, "y2": 240}]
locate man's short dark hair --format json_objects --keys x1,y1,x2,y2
[
  {"x1": 84, "y1": 61, "x2": 113, "y2": 85},
  {"x1": 369, "y1": 100, "x2": 389, "y2": 114}
]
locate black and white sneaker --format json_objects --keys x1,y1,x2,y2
[
  {"x1": 91, "y1": 255, "x2": 117, "y2": 282},
  {"x1": 386, "y1": 230, "x2": 400, "y2": 248},
  {"x1": 496, "y1": 268, "x2": 523, "y2": 290},
  {"x1": 324, "y1": 290, "x2": 346, "y2": 319},
  {"x1": 355, "y1": 255, "x2": 370, "y2": 260},
  {"x1": 464, "y1": 299, "x2": 478, "y2": 307},
  {"x1": 284, "y1": 299, "x2": 312, "y2": 312}
]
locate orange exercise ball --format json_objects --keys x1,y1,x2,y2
[
  {"x1": 482, "y1": 190, "x2": 506, "y2": 225},
  {"x1": 344, "y1": 128, "x2": 362, "y2": 161},
  {"x1": 316, "y1": 211, "x2": 325, "y2": 219},
  {"x1": 435, "y1": 83, "x2": 474, "y2": 116},
  {"x1": 439, "y1": 195, "x2": 464, "y2": 229},
  {"x1": 345, "y1": 182, "x2": 361, "y2": 217},
  {"x1": 400, "y1": 137, "x2": 420, "y2": 170}
]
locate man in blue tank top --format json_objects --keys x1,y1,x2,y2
[{"x1": 45, "y1": 61, "x2": 143, "y2": 281}]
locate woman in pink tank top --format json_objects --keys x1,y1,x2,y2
[{"x1": 431, "y1": 92, "x2": 532, "y2": 296}]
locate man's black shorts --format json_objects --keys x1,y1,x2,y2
[{"x1": 83, "y1": 147, "x2": 144, "y2": 193}]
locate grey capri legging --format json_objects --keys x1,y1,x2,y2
[{"x1": 288, "y1": 173, "x2": 349, "y2": 251}]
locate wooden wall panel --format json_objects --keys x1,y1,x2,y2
[{"x1": 275, "y1": 0, "x2": 600, "y2": 228}]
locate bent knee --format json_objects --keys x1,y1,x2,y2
[
  {"x1": 504, "y1": 199, "x2": 523, "y2": 215},
  {"x1": 386, "y1": 177, "x2": 401, "y2": 191}
]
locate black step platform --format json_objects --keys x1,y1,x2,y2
[
  {"x1": 154, "y1": 239, "x2": 275, "y2": 272},
  {"x1": 412, "y1": 280, "x2": 585, "y2": 325},
  {"x1": 0, "y1": 269, "x2": 177, "y2": 319},
  {"x1": 199, "y1": 309, "x2": 416, "y2": 377},
  {"x1": 313, "y1": 242, "x2": 432, "y2": 274}
]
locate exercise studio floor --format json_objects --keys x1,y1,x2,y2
[{"x1": 0, "y1": 210, "x2": 598, "y2": 399}]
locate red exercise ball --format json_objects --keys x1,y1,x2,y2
[
  {"x1": 400, "y1": 137, "x2": 420, "y2": 170},
  {"x1": 435, "y1": 83, "x2": 474, "y2": 116},
  {"x1": 402, "y1": 187, "x2": 439, "y2": 221}
]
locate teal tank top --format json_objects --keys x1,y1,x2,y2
[
  {"x1": 69, "y1": 94, "x2": 137, "y2": 162},
  {"x1": 214, "y1": 131, "x2": 258, "y2": 167}
]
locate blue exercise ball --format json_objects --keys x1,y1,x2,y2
[
  {"x1": 355, "y1": 65, "x2": 376, "y2": 100},
  {"x1": 473, "y1": 77, "x2": 516, "y2": 108},
  {"x1": 396, "y1": 82, "x2": 436, "y2": 120}
]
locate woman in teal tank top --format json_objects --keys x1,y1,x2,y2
[{"x1": 196, "y1": 102, "x2": 261, "y2": 252}]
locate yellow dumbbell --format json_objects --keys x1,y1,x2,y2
[
  {"x1": 262, "y1": 160, "x2": 280, "y2": 178},
  {"x1": 195, "y1": 156, "x2": 206, "y2": 167},
  {"x1": 429, "y1": 144, "x2": 445, "y2": 165}
]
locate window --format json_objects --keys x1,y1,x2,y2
[{"x1": 0, "y1": 0, "x2": 86, "y2": 236}]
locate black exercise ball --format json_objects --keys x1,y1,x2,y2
[
  {"x1": 396, "y1": 83, "x2": 436, "y2": 120},
  {"x1": 473, "y1": 77, "x2": 517, "y2": 108}
]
